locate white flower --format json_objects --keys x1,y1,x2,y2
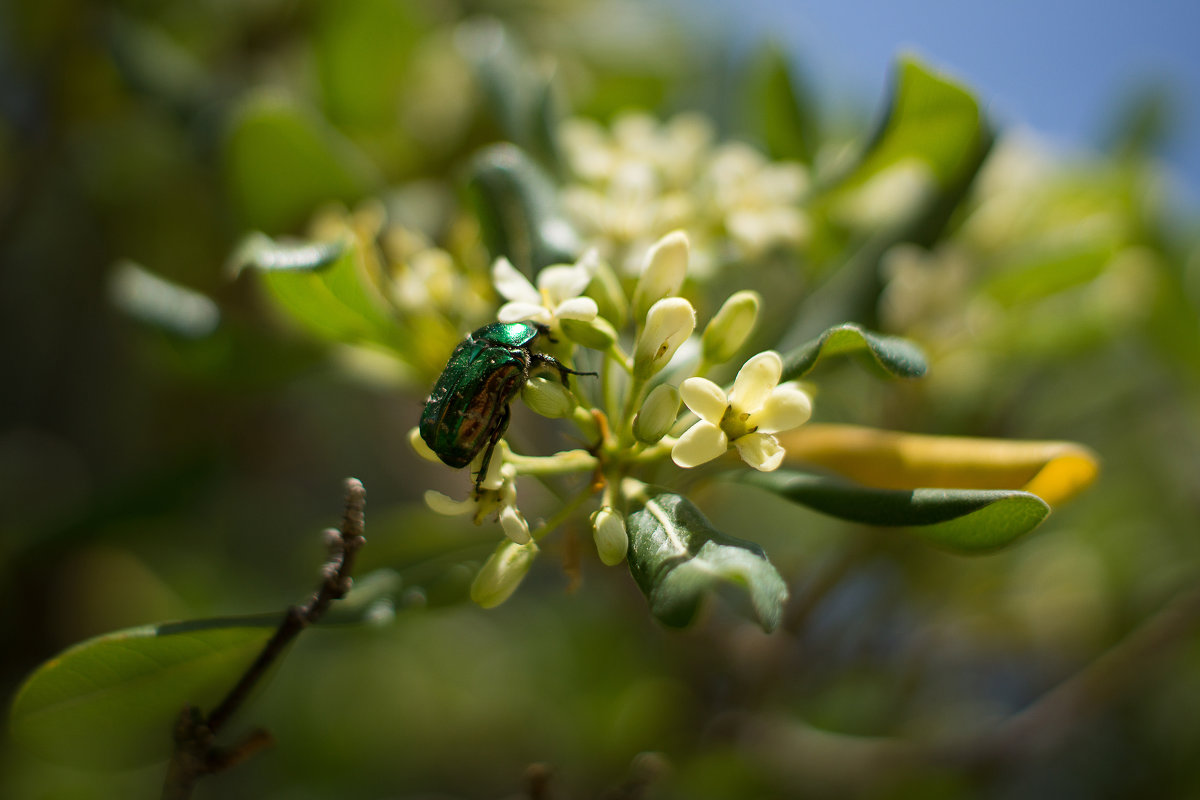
[
  {"x1": 493, "y1": 251, "x2": 599, "y2": 327},
  {"x1": 671, "y1": 351, "x2": 812, "y2": 471},
  {"x1": 703, "y1": 143, "x2": 811, "y2": 255},
  {"x1": 423, "y1": 452, "x2": 531, "y2": 543}
]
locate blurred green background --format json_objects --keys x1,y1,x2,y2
[{"x1": 3, "y1": 1, "x2": 1200, "y2": 798}]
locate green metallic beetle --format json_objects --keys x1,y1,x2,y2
[{"x1": 420, "y1": 321, "x2": 592, "y2": 489}]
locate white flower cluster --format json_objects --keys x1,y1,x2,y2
[
  {"x1": 559, "y1": 111, "x2": 811, "y2": 275},
  {"x1": 410, "y1": 228, "x2": 814, "y2": 604}
]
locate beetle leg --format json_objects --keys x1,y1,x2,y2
[
  {"x1": 473, "y1": 404, "x2": 512, "y2": 492},
  {"x1": 530, "y1": 353, "x2": 598, "y2": 386}
]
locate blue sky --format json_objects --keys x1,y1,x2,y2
[{"x1": 694, "y1": 0, "x2": 1200, "y2": 199}]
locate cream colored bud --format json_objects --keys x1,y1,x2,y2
[
  {"x1": 589, "y1": 259, "x2": 629, "y2": 328},
  {"x1": 633, "y1": 383, "x2": 681, "y2": 444},
  {"x1": 407, "y1": 426, "x2": 441, "y2": 463},
  {"x1": 591, "y1": 507, "x2": 629, "y2": 566},
  {"x1": 560, "y1": 316, "x2": 617, "y2": 351},
  {"x1": 499, "y1": 505, "x2": 532, "y2": 544},
  {"x1": 632, "y1": 231, "x2": 690, "y2": 322},
  {"x1": 701, "y1": 290, "x2": 760, "y2": 365},
  {"x1": 470, "y1": 539, "x2": 539, "y2": 609},
  {"x1": 634, "y1": 297, "x2": 696, "y2": 377},
  {"x1": 521, "y1": 376, "x2": 574, "y2": 419}
]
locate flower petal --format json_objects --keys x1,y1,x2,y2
[
  {"x1": 734, "y1": 432, "x2": 785, "y2": 472},
  {"x1": 538, "y1": 263, "x2": 592, "y2": 304},
  {"x1": 554, "y1": 296, "x2": 599, "y2": 321},
  {"x1": 729, "y1": 350, "x2": 782, "y2": 414},
  {"x1": 679, "y1": 377, "x2": 729, "y2": 425},
  {"x1": 748, "y1": 383, "x2": 812, "y2": 434},
  {"x1": 497, "y1": 302, "x2": 553, "y2": 325},
  {"x1": 424, "y1": 490, "x2": 474, "y2": 516},
  {"x1": 671, "y1": 421, "x2": 728, "y2": 468},
  {"x1": 492, "y1": 257, "x2": 540, "y2": 304}
]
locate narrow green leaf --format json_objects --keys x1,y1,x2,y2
[
  {"x1": 233, "y1": 234, "x2": 347, "y2": 272},
  {"x1": 745, "y1": 471, "x2": 1050, "y2": 553},
  {"x1": 223, "y1": 92, "x2": 379, "y2": 233},
  {"x1": 626, "y1": 489, "x2": 788, "y2": 631},
  {"x1": 106, "y1": 14, "x2": 212, "y2": 117},
  {"x1": 8, "y1": 619, "x2": 276, "y2": 768},
  {"x1": 234, "y1": 233, "x2": 405, "y2": 352},
  {"x1": 779, "y1": 323, "x2": 927, "y2": 381},
  {"x1": 467, "y1": 144, "x2": 580, "y2": 277},
  {"x1": 456, "y1": 18, "x2": 565, "y2": 171},
  {"x1": 108, "y1": 261, "x2": 220, "y2": 339},
  {"x1": 744, "y1": 42, "x2": 819, "y2": 164}
]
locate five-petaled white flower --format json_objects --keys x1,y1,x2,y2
[
  {"x1": 671, "y1": 351, "x2": 812, "y2": 472},
  {"x1": 493, "y1": 252, "x2": 599, "y2": 327}
]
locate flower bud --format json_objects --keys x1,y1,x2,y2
[
  {"x1": 424, "y1": 489, "x2": 474, "y2": 516},
  {"x1": 632, "y1": 230, "x2": 689, "y2": 322},
  {"x1": 560, "y1": 316, "x2": 618, "y2": 351},
  {"x1": 701, "y1": 290, "x2": 760, "y2": 365},
  {"x1": 633, "y1": 383, "x2": 681, "y2": 444},
  {"x1": 589, "y1": 259, "x2": 629, "y2": 328},
  {"x1": 591, "y1": 507, "x2": 629, "y2": 566},
  {"x1": 470, "y1": 539, "x2": 539, "y2": 609},
  {"x1": 408, "y1": 426, "x2": 442, "y2": 463},
  {"x1": 521, "y1": 376, "x2": 574, "y2": 419},
  {"x1": 634, "y1": 297, "x2": 696, "y2": 377},
  {"x1": 499, "y1": 505, "x2": 532, "y2": 544}
]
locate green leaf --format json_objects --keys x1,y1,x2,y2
[
  {"x1": 744, "y1": 42, "x2": 819, "y2": 164},
  {"x1": 779, "y1": 323, "x2": 927, "y2": 381},
  {"x1": 467, "y1": 144, "x2": 580, "y2": 277},
  {"x1": 8, "y1": 618, "x2": 276, "y2": 768},
  {"x1": 234, "y1": 233, "x2": 405, "y2": 352},
  {"x1": 744, "y1": 471, "x2": 1050, "y2": 553},
  {"x1": 223, "y1": 92, "x2": 379, "y2": 232},
  {"x1": 7, "y1": 569, "x2": 400, "y2": 769},
  {"x1": 832, "y1": 53, "x2": 988, "y2": 191},
  {"x1": 456, "y1": 18, "x2": 565, "y2": 170},
  {"x1": 312, "y1": 0, "x2": 425, "y2": 129},
  {"x1": 626, "y1": 489, "x2": 788, "y2": 631}
]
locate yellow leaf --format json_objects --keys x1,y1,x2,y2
[{"x1": 779, "y1": 424, "x2": 1099, "y2": 507}]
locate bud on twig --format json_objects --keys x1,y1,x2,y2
[
  {"x1": 634, "y1": 298, "x2": 696, "y2": 377},
  {"x1": 470, "y1": 540, "x2": 539, "y2": 608},
  {"x1": 591, "y1": 507, "x2": 629, "y2": 566},
  {"x1": 701, "y1": 290, "x2": 760, "y2": 365},
  {"x1": 633, "y1": 383, "x2": 681, "y2": 444},
  {"x1": 632, "y1": 231, "x2": 689, "y2": 322},
  {"x1": 522, "y1": 376, "x2": 574, "y2": 419}
]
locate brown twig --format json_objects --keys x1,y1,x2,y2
[{"x1": 161, "y1": 478, "x2": 367, "y2": 800}]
